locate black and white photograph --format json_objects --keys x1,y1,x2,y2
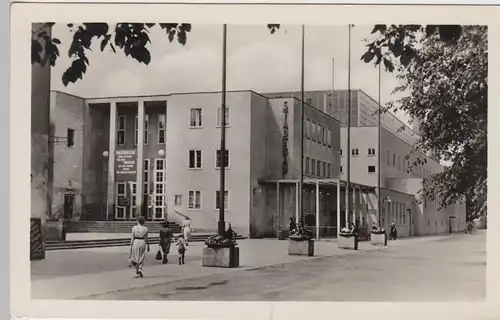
[{"x1": 9, "y1": 2, "x2": 496, "y2": 319}]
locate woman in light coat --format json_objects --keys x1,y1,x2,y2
[
  {"x1": 182, "y1": 217, "x2": 193, "y2": 243},
  {"x1": 130, "y1": 216, "x2": 150, "y2": 278}
]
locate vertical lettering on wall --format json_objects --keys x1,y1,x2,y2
[{"x1": 282, "y1": 101, "x2": 289, "y2": 177}]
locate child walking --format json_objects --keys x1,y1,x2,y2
[{"x1": 175, "y1": 234, "x2": 188, "y2": 265}]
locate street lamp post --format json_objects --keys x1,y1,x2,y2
[
  {"x1": 380, "y1": 196, "x2": 392, "y2": 228},
  {"x1": 218, "y1": 24, "x2": 228, "y2": 237},
  {"x1": 299, "y1": 24, "x2": 305, "y2": 227},
  {"x1": 346, "y1": 24, "x2": 353, "y2": 226},
  {"x1": 377, "y1": 59, "x2": 382, "y2": 231},
  {"x1": 102, "y1": 150, "x2": 109, "y2": 221}
]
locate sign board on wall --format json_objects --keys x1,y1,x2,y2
[{"x1": 116, "y1": 150, "x2": 137, "y2": 175}]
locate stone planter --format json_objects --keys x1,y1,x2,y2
[
  {"x1": 44, "y1": 220, "x2": 67, "y2": 241},
  {"x1": 278, "y1": 230, "x2": 289, "y2": 240},
  {"x1": 202, "y1": 244, "x2": 240, "y2": 268},
  {"x1": 371, "y1": 232, "x2": 387, "y2": 246},
  {"x1": 338, "y1": 234, "x2": 358, "y2": 250},
  {"x1": 288, "y1": 238, "x2": 314, "y2": 256}
]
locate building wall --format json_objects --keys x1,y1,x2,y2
[
  {"x1": 165, "y1": 92, "x2": 252, "y2": 235},
  {"x1": 81, "y1": 102, "x2": 109, "y2": 220},
  {"x1": 49, "y1": 91, "x2": 85, "y2": 220},
  {"x1": 249, "y1": 93, "x2": 276, "y2": 237},
  {"x1": 379, "y1": 188, "x2": 417, "y2": 238},
  {"x1": 31, "y1": 23, "x2": 52, "y2": 222},
  {"x1": 340, "y1": 126, "x2": 379, "y2": 187}
]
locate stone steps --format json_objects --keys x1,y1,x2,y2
[
  {"x1": 45, "y1": 234, "x2": 246, "y2": 251},
  {"x1": 64, "y1": 221, "x2": 182, "y2": 233}
]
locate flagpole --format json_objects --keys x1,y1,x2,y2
[
  {"x1": 299, "y1": 24, "x2": 305, "y2": 227},
  {"x1": 218, "y1": 24, "x2": 227, "y2": 236},
  {"x1": 377, "y1": 60, "x2": 382, "y2": 227},
  {"x1": 346, "y1": 25, "x2": 352, "y2": 226}
]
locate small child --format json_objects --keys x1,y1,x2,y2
[{"x1": 175, "y1": 234, "x2": 188, "y2": 265}]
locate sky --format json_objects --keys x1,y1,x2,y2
[{"x1": 50, "y1": 24, "x2": 410, "y2": 124}]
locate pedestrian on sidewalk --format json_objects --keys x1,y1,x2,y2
[
  {"x1": 130, "y1": 216, "x2": 150, "y2": 278},
  {"x1": 159, "y1": 221, "x2": 173, "y2": 264},
  {"x1": 182, "y1": 216, "x2": 193, "y2": 244},
  {"x1": 175, "y1": 234, "x2": 188, "y2": 265},
  {"x1": 390, "y1": 223, "x2": 398, "y2": 240}
]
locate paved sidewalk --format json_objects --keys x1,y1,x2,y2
[{"x1": 31, "y1": 233, "x2": 464, "y2": 300}]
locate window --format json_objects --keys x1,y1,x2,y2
[
  {"x1": 352, "y1": 148, "x2": 359, "y2": 156},
  {"x1": 318, "y1": 126, "x2": 323, "y2": 144},
  {"x1": 189, "y1": 150, "x2": 202, "y2": 169},
  {"x1": 188, "y1": 190, "x2": 202, "y2": 210},
  {"x1": 392, "y1": 154, "x2": 396, "y2": 166},
  {"x1": 134, "y1": 115, "x2": 149, "y2": 145},
  {"x1": 311, "y1": 123, "x2": 317, "y2": 141},
  {"x1": 174, "y1": 194, "x2": 183, "y2": 205},
  {"x1": 327, "y1": 163, "x2": 331, "y2": 178},
  {"x1": 340, "y1": 166, "x2": 343, "y2": 173},
  {"x1": 215, "y1": 190, "x2": 229, "y2": 210},
  {"x1": 326, "y1": 129, "x2": 331, "y2": 147},
  {"x1": 387, "y1": 151, "x2": 390, "y2": 165},
  {"x1": 158, "y1": 114, "x2": 166, "y2": 144},
  {"x1": 428, "y1": 220, "x2": 430, "y2": 226},
  {"x1": 317, "y1": 161, "x2": 321, "y2": 177},
  {"x1": 306, "y1": 98, "x2": 312, "y2": 105},
  {"x1": 217, "y1": 107, "x2": 230, "y2": 127},
  {"x1": 144, "y1": 159, "x2": 150, "y2": 194},
  {"x1": 368, "y1": 166, "x2": 376, "y2": 173},
  {"x1": 322, "y1": 128, "x2": 327, "y2": 145},
  {"x1": 190, "y1": 108, "x2": 203, "y2": 127},
  {"x1": 305, "y1": 120, "x2": 310, "y2": 138},
  {"x1": 322, "y1": 162, "x2": 326, "y2": 178},
  {"x1": 340, "y1": 149, "x2": 343, "y2": 156},
  {"x1": 117, "y1": 182, "x2": 126, "y2": 196},
  {"x1": 305, "y1": 157, "x2": 310, "y2": 175},
  {"x1": 117, "y1": 115, "x2": 126, "y2": 145},
  {"x1": 368, "y1": 148, "x2": 376, "y2": 156},
  {"x1": 67, "y1": 129, "x2": 75, "y2": 147},
  {"x1": 311, "y1": 159, "x2": 316, "y2": 176},
  {"x1": 216, "y1": 149, "x2": 230, "y2": 168},
  {"x1": 397, "y1": 156, "x2": 401, "y2": 170}
]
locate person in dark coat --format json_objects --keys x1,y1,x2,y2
[
  {"x1": 159, "y1": 221, "x2": 173, "y2": 264},
  {"x1": 288, "y1": 217, "x2": 297, "y2": 235},
  {"x1": 389, "y1": 223, "x2": 398, "y2": 240}
]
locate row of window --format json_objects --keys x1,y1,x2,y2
[
  {"x1": 304, "y1": 157, "x2": 333, "y2": 178},
  {"x1": 304, "y1": 119, "x2": 332, "y2": 147},
  {"x1": 340, "y1": 165, "x2": 376, "y2": 174},
  {"x1": 385, "y1": 201, "x2": 408, "y2": 226},
  {"x1": 116, "y1": 114, "x2": 166, "y2": 146},
  {"x1": 189, "y1": 107, "x2": 230, "y2": 128},
  {"x1": 188, "y1": 149, "x2": 229, "y2": 169},
  {"x1": 339, "y1": 148, "x2": 376, "y2": 157}
]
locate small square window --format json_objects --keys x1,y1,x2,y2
[
  {"x1": 352, "y1": 148, "x2": 359, "y2": 156},
  {"x1": 368, "y1": 166, "x2": 376, "y2": 173},
  {"x1": 174, "y1": 195, "x2": 183, "y2": 205}
]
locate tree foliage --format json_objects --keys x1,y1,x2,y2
[
  {"x1": 369, "y1": 26, "x2": 487, "y2": 215},
  {"x1": 32, "y1": 23, "x2": 193, "y2": 86}
]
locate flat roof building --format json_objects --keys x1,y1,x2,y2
[{"x1": 48, "y1": 89, "x2": 466, "y2": 238}]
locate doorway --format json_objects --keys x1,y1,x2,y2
[{"x1": 63, "y1": 193, "x2": 75, "y2": 219}]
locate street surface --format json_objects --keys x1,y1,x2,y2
[{"x1": 31, "y1": 232, "x2": 485, "y2": 301}]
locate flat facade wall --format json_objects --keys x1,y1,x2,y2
[
  {"x1": 166, "y1": 92, "x2": 253, "y2": 236},
  {"x1": 49, "y1": 92, "x2": 85, "y2": 220}
]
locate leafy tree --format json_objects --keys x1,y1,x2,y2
[
  {"x1": 32, "y1": 23, "x2": 280, "y2": 86},
  {"x1": 365, "y1": 25, "x2": 487, "y2": 216}
]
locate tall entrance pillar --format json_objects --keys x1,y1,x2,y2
[{"x1": 106, "y1": 102, "x2": 117, "y2": 220}]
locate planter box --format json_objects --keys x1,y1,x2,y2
[
  {"x1": 338, "y1": 235, "x2": 358, "y2": 250},
  {"x1": 288, "y1": 238, "x2": 314, "y2": 256},
  {"x1": 44, "y1": 220, "x2": 67, "y2": 241},
  {"x1": 371, "y1": 233, "x2": 387, "y2": 246},
  {"x1": 202, "y1": 245, "x2": 240, "y2": 268},
  {"x1": 278, "y1": 230, "x2": 289, "y2": 240}
]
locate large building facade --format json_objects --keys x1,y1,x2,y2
[{"x1": 49, "y1": 89, "x2": 466, "y2": 238}]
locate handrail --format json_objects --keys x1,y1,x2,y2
[{"x1": 172, "y1": 209, "x2": 189, "y2": 220}]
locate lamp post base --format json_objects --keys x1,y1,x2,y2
[{"x1": 217, "y1": 221, "x2": 226, "y2": 236}]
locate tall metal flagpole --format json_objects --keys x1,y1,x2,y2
[
  {"x1": 377, "y1": 61, "x2": 382, "y2": 227},
  {"x1": 299, "y1": 25, "x2": 305, "y2": 227},
  {"x1": 346, "y1": 25, "x2": 352, "y2": 226},
  {"x1": 218, "y1": 24, "x2": 227, "y2": 236}
]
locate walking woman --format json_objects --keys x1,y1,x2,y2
[
  {"x1": 182, "y1": 217, "x2": 193, "y2": 244},
  {"x1": 159, "y1": 221, "x2": 173, "y2": 264},
  {"x1": 130, "y1": 216, "x2": 150, "y2": 278}
]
